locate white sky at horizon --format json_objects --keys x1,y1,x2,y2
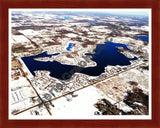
[{"x1": 10, "y1": 9, "x2": 151, "y2": 16}]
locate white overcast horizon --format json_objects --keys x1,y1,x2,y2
[{"x1": 10, "y1": 9, "x2": 151, "y2": 16}]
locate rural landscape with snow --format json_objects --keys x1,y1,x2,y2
[{"x1": 9, "y1": 9, "x2": 151, "y2": 119}]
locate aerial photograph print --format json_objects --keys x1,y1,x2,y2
[{"x1": 9, "y1": 9, "x2": 151, "y2": 119}]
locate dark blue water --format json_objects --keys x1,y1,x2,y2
[
  {"x1": 22, "y1": 42, "x2": 137, "y2": 80},
  {"x1": 66, "y1": 43, "x2": 73, "y2": 51},
  {"x1": 88, "y1": 21, "x2": 97, "y2": 23},
  {"x1": 134, "y1": 36, "x2": 149, "y2": 43},
  {"x1": 33, "y1": 51, "x2": 60, "y2": 58}
]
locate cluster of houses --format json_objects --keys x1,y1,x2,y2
[
  {"x1": 30, "y1": 55, "x2": 144, "y2": 103},
  {"x1": 88, "y1": 58, "x2": 144, "y2": 84}
]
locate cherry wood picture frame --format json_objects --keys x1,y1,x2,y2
[{"x1": 0, "y1": 0, "x2": 160, "y2": 128}]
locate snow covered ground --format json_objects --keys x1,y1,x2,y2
[{"x1": 49, "y1": 86, "x2": 107, "y2": 119}]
